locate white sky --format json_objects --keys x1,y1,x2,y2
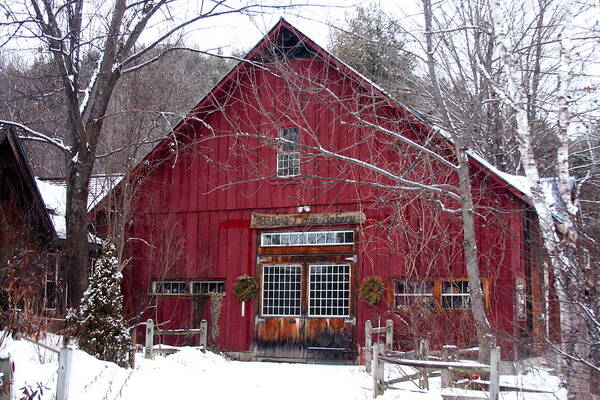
[
  {"x1": 1, "y1": 0, "x2": 596, "y2": 120},
  {"x1": 176, "y1": 1, "x2": 423, "y2": 55}
]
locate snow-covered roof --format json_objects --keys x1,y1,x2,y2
[
  {"x1": 427, "y1": 124, "x2": 532, "y2": 203},
  {"x1": 35, "y1": 178, "x2": 66, "y2": 239},
  {"x1": 35, "y1": 175, "x2": 122, "y2": 240},
  {"x1": 466, "y1": 153, "x2": 572, "y2": 221},
  {"x1": 466, "y1": 150, "x2": 531, "y2": 197}
]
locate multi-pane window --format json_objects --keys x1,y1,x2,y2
[
  {"x1": 192, "y1": 281, "x2": 225, "y2": 295},
  {"x1": 151, "y1": 280, "x2": 226, "y2": 295},
  {"x1": 262, "y1": 265, "x2": 302, "y2": 316},
  {"x1": 394, "y1": 281, "x2": 434, "y2": 309},
  {"x1": 277, "y1": 127, "x2": 300, "y2": 177},
  {"x1": 393, "y1": 279, "x2": 485, "y2": 311},
  {"x1": 441, "y1": 281, "x2": 471, "y2": 309},
  {"x1": 152, "y1": 281, "x2": 187, "y2": 295},
  {"x1": 261, "y1": 230, "x2": 354, "y2": 247},
  {"x1": 309, "y1": 264, "x2": 350, "y2": 317}
]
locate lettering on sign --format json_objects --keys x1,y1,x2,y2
[{"x1": 250, "y1": 211, "x2": 366, "y2": 229}]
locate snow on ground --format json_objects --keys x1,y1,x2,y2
[{"x1": 4, "y1": 333, "x2": 566, "y2": 400}]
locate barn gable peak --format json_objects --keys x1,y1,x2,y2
[{"x1": 251, "y1": 24, "x2": 316, "y2": 62}]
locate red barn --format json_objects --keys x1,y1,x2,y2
[{"x1": 111, "y1": 19, "x2": 547, "y2": 362}]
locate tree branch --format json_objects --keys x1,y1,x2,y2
[{"x1": 1, "y1": 120, "x2": 70, "y2": 153}]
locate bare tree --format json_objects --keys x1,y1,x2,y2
[
  {"x1": 421, "y1": 0, "x2": 495, "y2": 363},
  {"x1": 0, "y1": 0, "x2": 301, "y2": 307}
]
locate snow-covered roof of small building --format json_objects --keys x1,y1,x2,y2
[
  {"x1": 35, "y1": 174, "x2": 122, "y2": 240},
  {"x1": 35, "y1": 178, "x2": 66, "y2": 239}
]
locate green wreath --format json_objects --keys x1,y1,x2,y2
[
  {"x1": 359, "y1": 276, "x2": 385, "y2": 305},
  {"x1": 233, "y1": 275, "x2": 259, "y2": 302}
]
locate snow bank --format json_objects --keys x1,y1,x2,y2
[{"x1": 4, "y1": 333, "x2": 566, "y2": 400}]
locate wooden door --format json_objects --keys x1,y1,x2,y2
[{"x1": 254, "y1": 255, "x2": 355, "y2": 361}]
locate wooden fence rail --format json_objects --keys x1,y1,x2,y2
[
  {"x1": 144, "y1": 319, "x2": 207, "y2": 359},
  {"x1": 371, "y1": 342, "x2": 501, "y2": 400}
]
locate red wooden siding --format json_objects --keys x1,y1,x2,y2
[{"x1": 120, "y1": 21, "x2": 539, "y2": 359}]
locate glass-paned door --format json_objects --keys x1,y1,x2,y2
[{"x1": 255, "y1": 258, "x2": 355, "y2": 361}]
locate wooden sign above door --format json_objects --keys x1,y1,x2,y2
[{"x1": 250, "y1": 211, "x2": 366, "y2": 229}]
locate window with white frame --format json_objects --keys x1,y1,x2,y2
[
  {"x1": 262, "y1": 265, "x2": 301, "y2": 316},
  {"x1": 309, "y1": 264, "x2": 350, "y2": 317},
  {"x1": 277, "y1": 127, "x2": 300, "y2": 177},
  {"x1": 151, "y1": 281, "x2": 188, "y2": 295},
  {"x1": 441, "y1": 281, "x2": 471, "y2": 309},
  {"x1": 394, "y1": 281, "x2": 434, "y2": 309},
  {"x1": 261, "y1": 230, "x2": 354, "y2": 247},
  {"x1": 192, "y1": 280, "x2": 225, "y2": 295}
]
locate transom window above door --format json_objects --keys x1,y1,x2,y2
[{"x1": 261, "y1": 230, "x2": 354, "y2": 247}]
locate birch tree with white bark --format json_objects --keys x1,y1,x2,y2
[{"x1": 488, "y1": 0, "x2": 597, "y2": 397}]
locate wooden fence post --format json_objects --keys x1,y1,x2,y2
[
  {"x1": 385, "y1": 319, "x2": 393, "y2": 350},
  {"x1": 441, "y1": 346, "x2": 450, "y2": 388},
  {"x1": 441, "y1": 345, "x2": 457, "y2": 388},
  {"x1": 56, "y1": 346, "x2": 73, "y2": 400},
  {"x1": 0, "y1": 352, "x2": 13, "y2": 400},
  {"x1": 372, "y1": 342, "x2": 385, "y2": 398},
  {"x1": 489, "y1": 346, "x2": 500, "y2": 400},
  {"x1": 365, "y1": 320, "x2": 372, "y2": 373},
  {"x1": 144, "y1": 319, "x2": 154, "y2": 359},
  {"x1": 416, "y1": 339, "x2": 430, "y2": 390},
  {"x1": 200, "y1": 319, "x2": 208, "y2": 351}
]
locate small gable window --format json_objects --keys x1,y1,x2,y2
[{"x1": 277, "y1": 127, "x2": 300, "y2": 177}]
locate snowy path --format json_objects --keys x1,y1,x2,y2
[{"x1": 114, "y1": 349, "x2": 376, "y2": 400}]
